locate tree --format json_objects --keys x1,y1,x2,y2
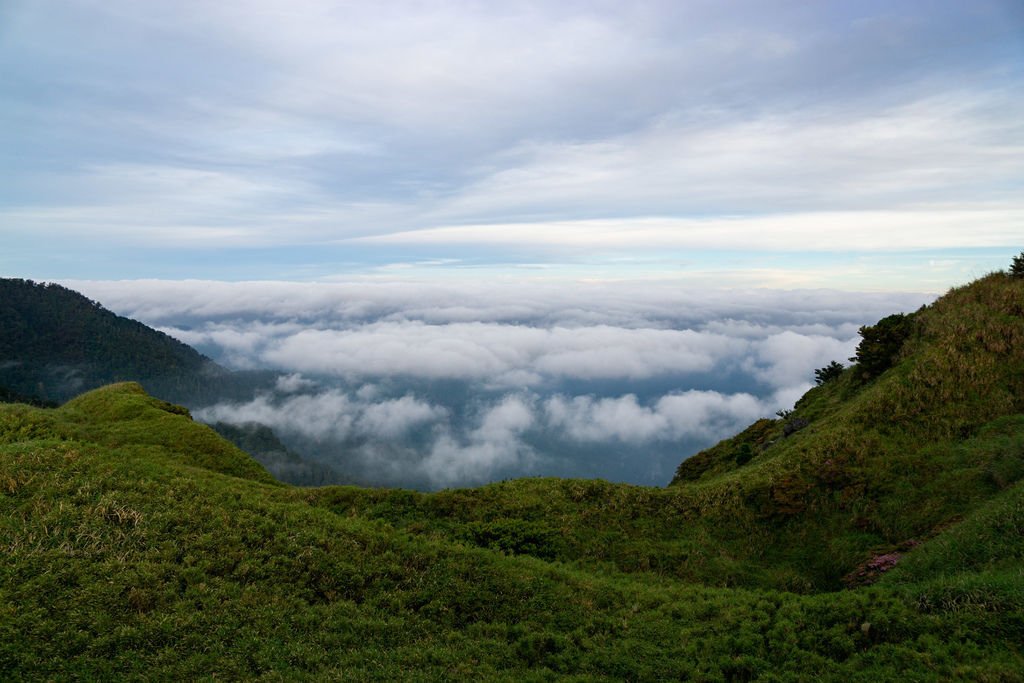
[
  {"x1": 814, "y1": 360, "x2": 844, "y2": 385},
  {"x1": 1011, "y1": 251, "x2": 1024, "y2": 279},
  {"x1": 850, "y1": 313, "x2": 914, "y2": 381}
]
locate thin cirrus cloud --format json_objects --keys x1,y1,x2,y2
[{"x1": 352, "y1": 209, "x2": 1024, "y2": 253}]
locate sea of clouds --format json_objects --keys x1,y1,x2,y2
[{"x1": 72, "y1": 279, "x2": 935, "y2": 489}]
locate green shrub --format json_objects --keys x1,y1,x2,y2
[{"x1": 463, "y1": 518, "x2": 563, "y2": 559}]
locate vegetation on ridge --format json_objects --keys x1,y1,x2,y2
[{"x1": 1, "y1": 269, "x2": 1023, "y2": 679}]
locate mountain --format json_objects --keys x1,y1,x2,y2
[
  {"x1": 0, "y1": 383, "x2": 56, "y2": 408},
  {"x1": 0, "y1": 278, "x2": 226, "y2": 404},
  {"x1": 1, "y1": 270, "x2": 1022, "y2": 679},
  {"x1": 0, "y1": 277, "x2": 343, "y2": 487},
  {"x1": 209, "y1": 420, "x2": 345, "y2": 486}
]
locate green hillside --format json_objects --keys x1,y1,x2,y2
[{"x1": 1, "y1": 272, "x2": 1023, "y2": 680}]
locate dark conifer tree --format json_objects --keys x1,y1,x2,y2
[
  {"x1": 1010, "y1": 251, "x2": 1024, "y2": 279},
  {"x1": 814, "y1": 360, "x2": 844, "y2": 385}
]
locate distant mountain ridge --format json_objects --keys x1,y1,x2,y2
[{"x1": 209, "y1": 420, "x2": 344, "y2": 486}]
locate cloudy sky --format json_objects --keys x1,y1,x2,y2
[
  {"x1": 2, "y1": 0, "x2": 1022, "y2": 286},
  {"x1": 3, "y1": 2, "x2": 1022, "y2": 487}
]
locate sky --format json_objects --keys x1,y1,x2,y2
[
  {"x1": 3, "y1": 2, "x2": 1023, "y2": 488},
  {"x1": 2, "y1": 0, "x2": 1022, "y2": 287}
]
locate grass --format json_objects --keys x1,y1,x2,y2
[
  {"x1": 2, "y1": 412, "x2": 1021, "y2": 680},
  {"x1": 1, "y1": 272, "x2": 1024, "y2": 679}
]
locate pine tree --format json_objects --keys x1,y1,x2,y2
[
  {"x1": 1011, "y1": 251, "x2": 1024, "y2": 279},
  {"x1": 814, "y1": 360, "x2": 844, "y2": 385},
  {"x1": 850, "y1": 313, "x2": 914, "y2": 381}
]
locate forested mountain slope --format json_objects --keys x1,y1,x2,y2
[{"x1": 0, "y1": 278, "x2": 223, "y2": 404}]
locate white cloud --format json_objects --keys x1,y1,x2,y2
[
  {"x1": 70, "y1": 278, "x2": 928, "y2": 395},
  {"x1": 410, "y1": 92, "x2": 1024, "y2": 223},
  {"x1": 64, "y1": 277, "x2": 936, "y2": 488},
  {"x1": 196, "y1": 386, "x2": 535, "y2": 487},
  {"x1": 195, "y1": 389, "x2": 445, "y2": 443},
  {"x1": 418, "y1": 395, "x2": 536, "y2": 487},
  {"x1": 69, "y1": 278, "x2": 932, "y2": 328},
  {"x1": 256, "y1": 322, "x2": 745, "y2": 385},
  {"x1": 4, "y1": 4, "x2": 1021, "y2": 256},
  {"x1": 196, "y1": 382, "x2": 788, "y2": 487},
  {"x1": 355, "y1": 395, "x2": 447, "y2": 440},
  {"x1": 353, "y1": 207, "x2": 1024, "y2": 253},
  {"x1": 546, "y1": 394, "x2": 669, "y2": 443},
  {"x1": 653, "y1": 391, "x2": 768, "y2": 440},
  {"x1": 197, "y1": 391, "x2": 356, "y2": 442},
  {"x1": 275, "y1": 373, "x2": 318, "y2": 393},
  {"x1": 745, "y1": 331, "x2": 859, "y2": 389},
  {"x1": 545, "y1": 390, "x2": 767, "y2": 444}
]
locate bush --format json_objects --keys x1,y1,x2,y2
[
  {"x1": 783, "y1": 417, "x2": 809, "y2": 437},
  {"x1": 464, "y1": 519, "x2": 563, "y2": 559}
]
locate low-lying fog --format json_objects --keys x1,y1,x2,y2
[{"x1": 75, "y1": 279, "x2": 934, "y2": 489}]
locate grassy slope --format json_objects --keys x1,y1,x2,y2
[
  {"x1": 306, "y1": 273, "x2": 1024, "y2": 592},
  {"x1": 1, "y1": 273, "x2": 1023, "y2": 680}
]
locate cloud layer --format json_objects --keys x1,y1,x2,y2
[
  {"x1": 545, "y1": 391, "x2": 766, "y2": 444},
  {"x1": 76, "y1": 278, "x2": 935, "y2": 488},
  {"x1": 195, "y1": 383, "x2": 782, "y2": 488},
  {"x1": 74, "y1": 278, "x2": 927, "y2": 391}
]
